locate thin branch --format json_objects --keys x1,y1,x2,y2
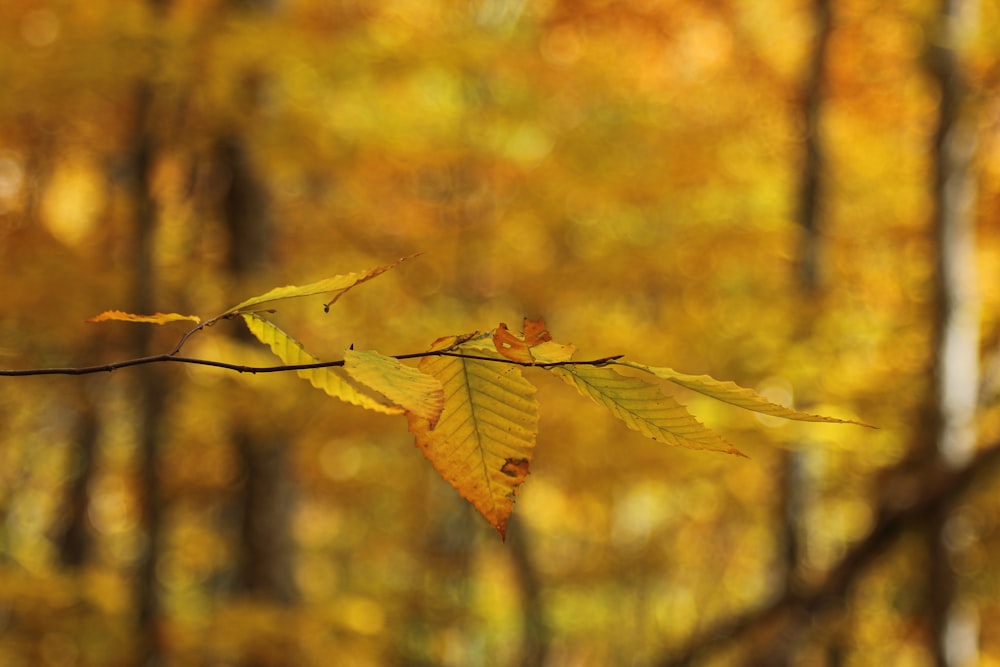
[
  {"x1": 0, "y1": 350, "x2": 626, "y2": 377},
  {"x1": 165, "y1": 319, "x2": 215, "y2": 356},
  {"x1": 437, "y1": 351, "x2": 624, "y2": 367}
]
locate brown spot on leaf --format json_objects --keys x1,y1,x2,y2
[{"x1": 500, "y1": 457, "x2": 530, "y2": 478}]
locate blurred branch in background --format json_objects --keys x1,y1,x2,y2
[
  {"x1": 126, "y1": 1, "x2": 171, "y2": 663},
  {"x1": 656, "y1": 439, "x2": 1000, "y2": 667}
]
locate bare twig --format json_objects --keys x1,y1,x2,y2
[
  {"x1": 437, "y1": 351, "x2": 624, "y2": 367},
  {"x1": 0, "y1": 349, "x2": 625, "y2": 377}
]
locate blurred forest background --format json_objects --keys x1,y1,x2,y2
[{"x1": 1, "y1": 0, "x2": 999, "y2": 665}]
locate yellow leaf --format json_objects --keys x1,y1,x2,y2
[
  {"x1": 86, "y1": 310, "x2": 201, "y2": 325},
  {"x1": 241, "y1": 314, "x2": 402, "y2": 416},
  {"x1": 529, "y1": 339, "x2": 577, "y2": 364},
  {"x1": 225, "y1": 254, "x2": 417, "y2": 314},
  {"x1": 343, "y1": 348, "x2": 445, "y2": 427},
  {"x1": 551, "y1": 365, "x2": 745, "y2": 457},
  {"x1": 407, "y1": 348, "x2": 539, "y2": 539},
  {"x1": 618, "y1": 361, "x2": 874, "y2": 427},
  {"x1": 425, "y1": 331, "x2": 484, "y2": 352}
]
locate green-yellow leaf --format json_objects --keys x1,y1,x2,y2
[
  {"x1": 344, "y1": 348, "x2": 445, "y2": 427},
  {"x1": 241, "y1": 314, "x2": 402, "y2": 416},
  {"x1": 224, "y1": 254, "x2": 416, "y2": 314},
  {"x1": 551, "y1": 365, "x2": 745, "y2": 456},
  {"x1": 618, "y1": 361, "x2": 874, "y2": 427},
  {"x1": 407, "y1": 347, "x2": 539, "y2": 539},
  {"x1": 87, "y1": 310, "x2": 201, "y2": 325}
]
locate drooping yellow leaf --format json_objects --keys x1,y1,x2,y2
[
  {"x1": 87, "y1": 310, "x2": 201, "y2": 325},
  {"x1": 225, "y1": 254, "x2": 417, "y2": 314},
  {"x1": 618, "y1": 361, "x2": 874, "y2": 427},
  {"x1": 344, "y1": 348, "x2": 445, "y2": 427},
  {"x1": 407, "y1": 347, "x2": 539, "y2": 539},
  {"x1": 241, "y1": 314, "x2": 402, "y2": 416},
  {"x1": 551, "y1": 364, "x2": 745, "y2": 457}
]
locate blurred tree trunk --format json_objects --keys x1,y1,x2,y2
[
  {"x1": 219, "y1": 116, "x2": 300, "y2": 667},
  {"x1": 926, "y1": 0, "x2": 981, "y2": 665},
  {"x1": 928, "y1": 1, "x2": 980, "y2": 472},
  {"x1": 743, "y1": 1, "x2": 833, "y2": 664},
  {"x1": 796, "y1": 0, "x2": 831, "y2": 294},
  {"x1": 214, "y1": 132, "x2": 298, "y2": 607},
  {"x1": 505, "y1": 517, "x2": 549, "y2": 666},
  {"x1": 56, "y1": 381, "x2": 98, "y2": 568},
  {"x1": 233, "y1": 423, "x2": 298, "y2": 605},
  {"x1": 415, "y1": 490, "x2": 478, "y2": 665},
  {"x1": 214, "y1": 6, "x2": 300, "y2": 665},
  {"x1": 131, "y1": 4, "x2": 175, "y2": 665},
  {"x1": 130, "y1": 77, "x2": 171, "y2": 667}
]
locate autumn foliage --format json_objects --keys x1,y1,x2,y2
[
  {"x1": 85, "y1": 257, "x2": 866, "y2": 538},
  {"x1": 2, "y1": 0, "x2": 1000, "y2": 665}
]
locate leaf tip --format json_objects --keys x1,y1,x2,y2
[{"x1": 496, "y1": 520, "x2": 509, "y2": 542}]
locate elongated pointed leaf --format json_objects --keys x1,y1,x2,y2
[
  {"x1": 241, "y1": 314, "x2": 402, "y2": 415},
  {"x1": 407, "y1": 348, "x2": 539, "y2": 539},
  {"x1": 618, "y1": 361, "x2": 874, "y2": 427},
  {"x1": 344, "y1": 349, "x2": 445, "y2": 427},
  {"x1": 551, "y1": 365, "x2": 745, "y2": 456},
  {"x1": 87, "y1": 310, "x2": 201, "y2": 325},
  {"x1": 225, "y1": 255, "x2": 416, "y2": 314}
]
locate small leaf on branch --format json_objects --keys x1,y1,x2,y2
[
  {"x1": 551, "y1": 364, "x2": 746, "y2": 457},
  {"x1": 618, "y1": 361, "x2": 875, "y2": 427},
  {"x1": 492, "y1": 318, "x2": 577, "y2": 364},
  {"x1": 225, "y1": 254, "x2": 417, "y2": 315},
  {"x1": 492, "y1": 323, "x2": 534, "y2": 363},
  {"x1": 408, "y1": 342, "x2": 539, "y2": 539},
  {"x1": 87, "y1": 311, "x2": 201, "y2": 325},
  {"x1": 241, "y1": 314, "x2": 402, "y2": 415},
  {"x1": 427, "y1": 331, "x2": 484, "y2": 352},
  {"x1": 344, "y1": 348, "x2": 445, "y2": 427},
  {"x1": 530, "y1": 339, "x2": 578, "y2": 364},
  {"x1": 522, "y1": 318, "x2": 551, "y2": 344}
]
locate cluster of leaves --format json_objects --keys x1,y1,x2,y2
[{"x1": 88, "y1": 257, "x2": 868, "y2": 538}]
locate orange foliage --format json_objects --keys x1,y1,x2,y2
[{"x1": 1, "y1": 0, "x2": 999, "y2": 665}]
